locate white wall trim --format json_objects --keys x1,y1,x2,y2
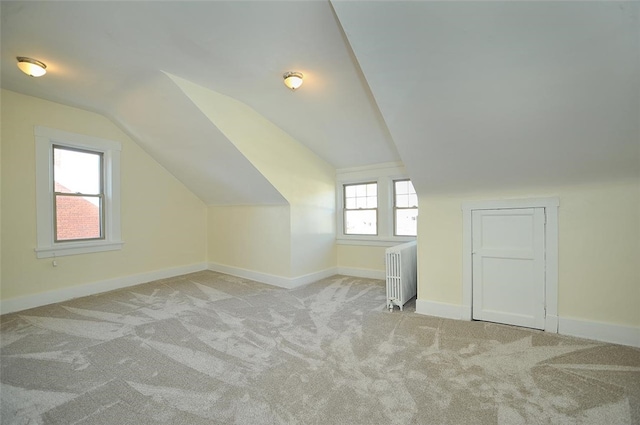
[
  {"x1": 208, "y1": 262, "x2": 338, "y2": 290},
  {"x1": 337, "y1": 267, "x2": 385, "y2": 280},
  {"x1": 34, "y1": 125, "x2": 123, "y2": 258},
  {"x1": 461, "y1": 197, "x2": 560, "y2": 332},
  {"x1": 559, "y1": 317, "x2": 640, "y2": 348},
  {"x1": 546, "y1": 315, "x2": 559, "y2": 334},
  {"x1": 336, "y1": 161, "x2": 405, "y2": 176},
  {"x1": 336, "y1": 238, "x2": 413, "y2": 247},
  {"x1": 414, "y1": 302, "x2": 639, "y2": 348},
  {"x1": 290, "y1": 268, "x2": 339, "y2": 288},
  {"x1": 461, "y1": 197, "x2": 560, "y2": 212},
  {"x1": 0, "y1": 263, "x2": 208, "y2": 315},
  {"x1": 415, "y1": 299, "x2": 463, "y2": 320}
]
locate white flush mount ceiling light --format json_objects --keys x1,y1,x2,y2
[
  {"x1": 283, "y1": 71, "x2": 303, "y2": 90},
  {"x1": 17, "y1": 56, "x2": 47, "y2": 77}
]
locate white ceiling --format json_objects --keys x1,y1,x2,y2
[
  {"x1": 1, "y1": 1, "x2": 398, "y2": 205},
  {"x1": 2, "y1": 1, "x2": 638, "y2": 204},
  {"x1": 333, "y1": 1, "x2": 639, "y2": 194}
]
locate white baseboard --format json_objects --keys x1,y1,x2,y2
[
  {"x1": 208, "y1": 262, "x2": 338, "y2": 290},
  {"x1": 559, "y1": 317, "x2": 640, "y2": 348},
  {"x1": 545, "y1": 315, "x2": 559, "y2": 334},
  {"x1": 415, "y1": 300, "x2": 639, "y2": 348},
  {"x1": 336, "y1": 267, "x2": 385, "y2": 280},
  {"x1": 0, "y1": 263, "x2": 208, "y2": 315},
  {"x1": 415, "y1": 299, "x2": 463, "y2": 320}
]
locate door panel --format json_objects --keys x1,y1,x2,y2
[{"x1": 472, "y1": 208, "x2": 545, "y2": 329}]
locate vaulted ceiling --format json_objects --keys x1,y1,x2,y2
[{"x1": 2, "y1": 1, "x2": 638, "y2": 204}]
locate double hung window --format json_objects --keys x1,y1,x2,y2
[
  {"x1": 393, "y1": 179, "x2": 418, "y2": 236},
  {"x1": 337, "y1": 163, "x2": 418, "y2": 244},
  {"x1": 53, "y1": 146, "x2": 104, "y2": 242},
  {"x1": 344, "y1": 182, "x2": 377, "y2": 235},
  {"x1": 35, "y1": 126, "x2": 122, "y2": 258}
]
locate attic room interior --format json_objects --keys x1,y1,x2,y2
[{"x1": 1, "y1": 1, "x2": 639, "y2": 424}]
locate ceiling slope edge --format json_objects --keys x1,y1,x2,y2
[
  {"x1": 332, "y1": 1, "x2": 640, "y2": 196},
  {"x1": 105, "y1": 72, "x2": 287, "y2": 206},
  {"x1": 166, "y1": 72, "x2": 335, "y2": 208}
]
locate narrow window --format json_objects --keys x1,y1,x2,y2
[
  {"x1": 35, "y1": 126, "x2": 122, "y2": 258},
  {"x1": 344, "y1": 182, "x2": 377, "y2": 235},
  {"x1": 394, "y1": 179, "x2": 418, "y2": 236},
  {"x1": 53, "y1": 146, "x2": 104, "y2": 242}
]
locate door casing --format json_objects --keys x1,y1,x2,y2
[{"x1": 462, "y1": 198, "x2": 559, "y2": 333}]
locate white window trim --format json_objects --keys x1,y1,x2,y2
[
  {"x1": 34, "y1": 126, "x2": 123, "y2": 258},
  {"x1": 336, "y1": 162, "x2": 416, "y2": 246}
]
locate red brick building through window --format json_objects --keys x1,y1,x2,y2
[{"x1": 54, "y1": 182, "x2": 101, "y2": 241}]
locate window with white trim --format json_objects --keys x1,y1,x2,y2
[
  {"x1": 393, "y1": 179, "x2": 418, "y2": 236},
  {"x1": 53, "y1": 146, "x2": 104, "y2": 242},
  {"x1": 336, "y1": 163, "x2": 418, "y2": 246},
  {"x1": 344, "y1": 182, "x2": 377, "y2": 235},
  {"x1": 35, "y1": 126, "x2": 123, "y2": 258}
]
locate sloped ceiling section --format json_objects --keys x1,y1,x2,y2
[
  {"x1": 167, "y1": 72, "x2": 335, "y2": 206},
  {"x1": 332, "y1": 1, "x2": 640, "y2": 195},
  {"x1": 107, "y1": 73, "x2": 286, "y2": 205},
  {"x1": 0, "y1": 1, "x2": 399, "y2": 205}
]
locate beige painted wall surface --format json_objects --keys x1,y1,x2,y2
[
  {"x1": 418, "y1": 179, "x2": 640, "y2": 327},
  {"x1": 171, "y1": 74, "x2": 337, "y2": 277},
  {"x1": 290, "y1": 203, "x2": 336, "y2": 277},
  {"x1": 337, "y1": 244, "x2": 386, "y2": 272},
  {"x1": 208, "y1": 205, "x2": 291, "y2": 277},
  {"x1": 1, "y1": 89, "x2": 207, "y2": 301}
]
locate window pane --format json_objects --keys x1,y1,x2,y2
[
  {"x1": 395, "y1": 180, "x2": 409, "y2": 194},
  {"x1": 356, "y1": 184, "x2": 367, "y2": 197},
  {"x1": 409, "y1": 194, "x2": 418, "y2": 207},
  {"x1": 345, "y1": 198, "x2": 356, "y2": 209},
  {"x1": 366, "y1": 196, "x2": 377, "y2": 209},
  {"x1": 397, "y1": 194, "x2": 409, "y2": 208},
  {"x1": 55, "y1": 195, "x2": 101, "y2": 241},
  {"x1": 367, "y1": 183, "x2": 377, "y2": 196},
  {"x1": 356, "y1": 197, "x2": 367, "y2": 209},
  {"x1": 345, "y1": 210, "x2": 377, "y2": 235},
  {"x1": 54, "y1": 147, "x2": 101, "y2": 195},
  {"x1": 395, "y1": 208, "x2": 418, "y2": 236},
  {"x1": 345, "y1": 185, "x2": 356, "y2": 198}
]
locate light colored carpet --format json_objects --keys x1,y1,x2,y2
[{"x1": 1, "y1": 271, "x2": 639, "y2": 425}]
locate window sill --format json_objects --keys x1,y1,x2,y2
[
  {"x1": 336, "y1": 236, "x2": 415, "y2": 247},
  {"x1": 35, "y1": 240, "x2": 124, "y2": 259}
]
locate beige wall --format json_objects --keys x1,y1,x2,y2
[
  {"x1": 171, "y1": 74, "x2": 336, "y2": 278},
  {"x1": 418, "y1": 178, "x2": 640, "y2": 327},
  {"x1": 337, "y1": 245, "x2": 386, "y2": 273},
  {"x1": 1, "y1": 89, "x2": 207, "y2": 301},
  {"x1": 208, "y1": 205, "x2": 291, "y2": 277}
]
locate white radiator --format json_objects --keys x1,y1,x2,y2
[{"x1": 385, "y1": 241, "x2": 417, "y2": 311}]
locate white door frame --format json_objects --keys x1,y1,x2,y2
[{"x1": 462, "y1": 197, "x2": 560, "y2": 333}]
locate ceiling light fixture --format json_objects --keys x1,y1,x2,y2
[
  {"x1": 17, "y1": 56, "x2": 47, "y2": 77},
  {"x1": 283, "y1": 71, "x2": 303, "y2": 90}
]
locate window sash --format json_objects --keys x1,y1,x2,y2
[
  {"x1": 52, "y1": 145, "x2": 106, "y2": 243},
  {"x1": 53, "y1": 194, "x2": 105, "y2": 242},
  {"x1": 344, "y1": 182, "x2": 378, "y2": 235},
  {"x1": 393, "y1": 179, "x2": 418, "y2": 236}
]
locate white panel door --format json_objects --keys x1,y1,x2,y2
[{"x1": 472, "y1": 208, "x2": 545, "y2": 329}]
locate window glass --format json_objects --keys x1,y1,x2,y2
[
  {"x1": 345, "y1": 210, "x2": 377, "y2": 235},
  {"x1": 344, "y1": 182, "x2": 377, "y2": 235},
  {"x1": 53, "y1": 146, "x2": 103, "y2": 242},
  {"x1": 394, "y1": 179, "x2": 418, "y2": 236}
]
